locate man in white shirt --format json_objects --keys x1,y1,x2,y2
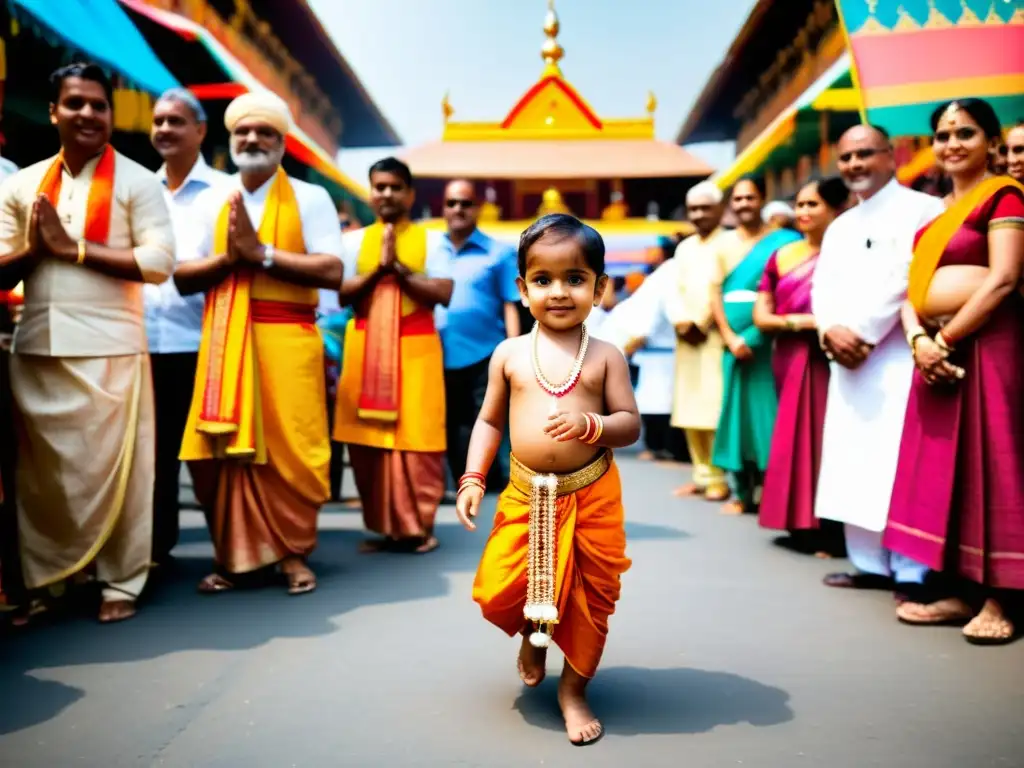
[
  {"x1": 811, "y1": 125, "x2": 945, "y2": 597},
  {"x1": 145, "y1": 88, "x2": 229, "y2": 567}
]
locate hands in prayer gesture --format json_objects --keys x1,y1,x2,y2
[
  {"x1": 227, "y1": 192, "x2": 263, "y2": 265},
  {"x1": 379, "y1": 222, "x2": 397, "y2": 271},
  {"x1": 544, "y1": 410, "x2": 589, "y2": 442},
  {"x1": 30, "y1": 195, "x2": 76, "y2": 262}
]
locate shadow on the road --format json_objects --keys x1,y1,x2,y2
[
  {"x1": 0, "y1": 674, "x2": 84, "y2": 736},
  {"x1": 0, "y1": 516, "x2": 489, "y2": 736},
  {"x1": 513, "y1": 666, "x2": 792, "y2": 736},
  {"x1": 0, "y1": 470, "x2": 690, "y2": 737}
]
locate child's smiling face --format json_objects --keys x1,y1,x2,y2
[{"x1": 517, "y1": 234, "x2": 607, "y2": 332}]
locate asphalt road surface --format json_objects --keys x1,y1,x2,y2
[{"x1": 1, "y1": 454, "x2": 1022, "y2": 767}]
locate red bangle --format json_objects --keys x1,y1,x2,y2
[
  {"x1": 580, "y1": 413, "x2": 595, "y2": 443},
  {"x1": 460, "y1": 471, "x2": 485, "y2": 483}
]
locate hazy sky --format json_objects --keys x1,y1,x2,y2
[{"x1": 309, "y1": 0, "x2": 756, "y2": 181}]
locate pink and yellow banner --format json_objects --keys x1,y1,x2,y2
[{"x1": 835, "y1": 0, "x2": 1024, "y2": 136}]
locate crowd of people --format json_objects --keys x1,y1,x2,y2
[
  {"x1": 0, "y1": 62, "x2": 535, "y2": 625},
  {"x1": 0, "y1": 60, "x2": 1021, "y2": 743},
  {"x1": 609, "y1": 99, "x2": 1024, "y2": 649}
]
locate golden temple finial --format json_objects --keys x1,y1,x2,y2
[
  {"x1": 542, "y1": 0, "x2": 564, "y2": 74},
  {"x1": 646, "y1": 91, "x2": 657, "y2": 116},
  {"x1": 442, "y1": 90, "x2": 454, "y2": 123}
]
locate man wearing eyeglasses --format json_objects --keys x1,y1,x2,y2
[
  {"x1": 810, "y1": 125, "x2": 944, "y2": 600},
  {"x1": 435, "y1": 180, "x2": 520, "y2": 494}
]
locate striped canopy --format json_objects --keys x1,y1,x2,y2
[{"x1": 836, "y1": 0, "x2": 1024, "y2": 135}]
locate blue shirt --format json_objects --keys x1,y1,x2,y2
[{"x1": 435, "y1": 228, "x2": 520, "y2": 370}]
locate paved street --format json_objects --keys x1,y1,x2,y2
[{"x1": 1, "y1": 453, "x2": 1023, "y2": 767}]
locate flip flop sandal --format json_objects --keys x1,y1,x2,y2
[
  {"x1": 963, "y1": 620, "x2": 1017, "y2": 646},
  {"x1": 413, "y1": 536, "x2": 440, "y2": 554},
  {"x1": 896, "y1": 602, "x2": 974, "y2": 626},
  {"x1": 822, "y1": 572, "x2": 894, "y2": 590},
  {"x1": 286, "y1": 573, "x2": 317, "y2": 596},
  {"x1": 197, "y1": 574, "x2": 235, "y2": 594},
  {"x1": 98, "y1": 600, "x2": 137, "y2": 624}
]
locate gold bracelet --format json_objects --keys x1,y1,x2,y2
[
  {"x1": 906, "y1": 325, "x2": 926, "y2": 347},
  {"x1": 76, "y1": 239, "x2": 86, "y2": 265}
]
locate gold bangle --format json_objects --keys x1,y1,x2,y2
[
  {"x1": 907, "y1": 330, "x2": 927, "y2": 352},
  {"x1": 583, "y1": 414, "x2": 604, "y2": 445},
  {"x1": 935, "y1": 331, "x2": 955, "y2": 353},
  {"x1": 76, "y1": 239, "x2": 86, "y2": 265}
]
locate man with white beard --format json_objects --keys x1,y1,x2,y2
[
  {"x1": 175, "y1": 92, "x2": 344, "y2": 596},
  {"x1": 811, "y1": 125, "x2": 944, "y2": 599}
]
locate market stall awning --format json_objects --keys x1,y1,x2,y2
[
  {"x1": 9, "y1": 0, "x2": 178, "y2": 95},
  {"x1": 711, "y1": 53, "x2": 853, "y2": 190},
  {"x1": 118, "y1": 0, "x2": 368, "y2": 201},
  {"x1": 403, "y1": 139, "x2": 712, "y2": 180}
]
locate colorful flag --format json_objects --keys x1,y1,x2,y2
[{"x1": 835, "y1": 0, "x2": 1024, "y2": 136}]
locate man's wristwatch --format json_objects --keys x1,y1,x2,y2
[{"x1": 261, "y1": 244, "x2": 275, "y2": 270}]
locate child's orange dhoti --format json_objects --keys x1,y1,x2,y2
[{"x1": 472, "y1": 451, "x2": 631, "y2": 678}]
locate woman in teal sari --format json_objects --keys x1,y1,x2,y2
[{"x1": 710, "y1": 178, "x2": 802, "y2": 514}]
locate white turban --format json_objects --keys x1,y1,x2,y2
[
  {"x1": 686, "y1": 180, "x2": 724, "y2": 206},
  {"x1": 762, "y1": 201, "x2": 795, "y2": 223},
  {"x1": 224, "y1": 91, "x2": 293, "y2": 137}
]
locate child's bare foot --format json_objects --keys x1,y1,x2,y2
[
  {"x1": 517, "y1": 632, "x2": 547, "y2": 686},
  {"x1": 558, "y1": 664, "x2": 603, "y2": 746}
]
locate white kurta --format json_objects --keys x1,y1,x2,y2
[
  {"x1": 663, "y1": 232, "x2": 726, "y2": 430},
  {"x1": 811, "y1": 179, "x2": 945, "y2": 532}
]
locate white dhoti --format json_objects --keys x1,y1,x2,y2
[
  {"x1": 814, "y1": 332, "x2": 927, "y2": 585},
  {"x1": 11, "y1": 353, "x2": 154, "y2": 602},
  {"x1": 815, "y1": 330, "x2": 913, "y2": 532},
  {"x1": 844, "y1": 524, "x2": 928, "y2": 584}
]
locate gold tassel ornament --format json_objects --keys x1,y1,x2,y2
[{"x1": 525, "y1": 473, "x2": 558, "y2": 647}]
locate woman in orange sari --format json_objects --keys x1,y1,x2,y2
[
  {"x1": 753, "y1": 177, "x2": 848, "y2": 557},
  {"x1": 884, "y1": 99, "x2": 1024, "y2": 644}
]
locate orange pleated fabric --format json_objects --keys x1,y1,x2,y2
[{"x1": 472, "y1": 460, "x2": 631, "y2": 678}]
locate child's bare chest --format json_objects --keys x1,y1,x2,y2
[{"x1": 507, "y1": 356, "x2": 605, "y2": 413}]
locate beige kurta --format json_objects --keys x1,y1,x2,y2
[
  {"x1": 0, "y1": 150, "x2": 174, "y2": 600},
  {"x1": 663, "y1": 229, "x2": 726, "y2": 430}
]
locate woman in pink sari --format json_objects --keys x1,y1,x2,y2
[
  {"x1": 884, "y1": 98, "x2": 1024, "y2": 645},
  {"x1": 754, "y1": 178, "x2": 849, "y2": 556}
]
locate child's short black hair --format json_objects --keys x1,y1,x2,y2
[{"x1": 517, "y1": 214, "x2": 605, "y2": 277}]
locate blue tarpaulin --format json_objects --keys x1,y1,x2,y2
[{"x1": 9, "y1": 0, "x2": 179, "y2": 95}]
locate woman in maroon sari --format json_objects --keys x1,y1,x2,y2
[
  {"x1": 753, "y1": 178, "x2": 848, "y2": 556},
  {"x1": 884, "y1": 98, "x2": 1024, "y2": 644}
]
